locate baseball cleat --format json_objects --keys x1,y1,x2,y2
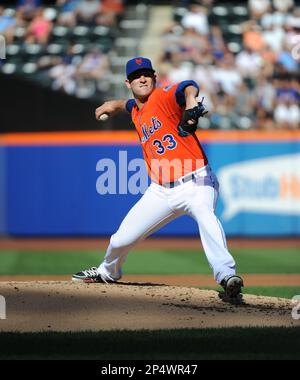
[
  {"x1": 72, "y1": 267, "x2": 116, "y2": 284},
  {"x1": 221, "y1": 275, "x2": 244, "y2": 298}
]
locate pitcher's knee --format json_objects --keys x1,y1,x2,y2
[{"x1": 110, "y1": 231, "x2": 137, "y2": 250}]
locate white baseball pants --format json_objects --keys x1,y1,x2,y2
[{"x1": 98, "y1": 166, "x2": 236, "y2": 284}]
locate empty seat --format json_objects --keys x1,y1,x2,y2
[
  {"x1": 47, "y1": 43, "x2": 65, "y2": 55},
  {"x1": 212, "y1": 6, "x2": 229, "y2": 17},
  {"x1": 93, "y1": 26, "x2": 111, "y2": 37},
  {"x1": 1, "y1": 63, "x2": 17, "y2": 75},
  {"x1": 6, "y1": 44, "x2": 21, "y2": 57},
  {"x1": 232, "y1": 6, "x2": 248, "y2": 16},
  {"x1": 14, "y1": 27, "x2": 26, "y2": 40},
  {"x1": 227, "y1": 5, "x2": 249, "y2": 23},
  {"x1": 71, "y1": 26, "x2": 92, "y2": 45},
  {"x1": 227, "y1": 24, "x2": 242, "y2": 35},
  {"x1": 22, "y1": 62, "x2": 38, "y2": 74},
  {"x1": 72, "y1": 25, "x2": 89, "y2": 37},
  {"x1": 222, "y1": 24, "x2": 243, "y2": 43},
  {"x1": 24, "y1": 44, "x2": 44, "y2": 56},
  {"x1": 3, "y1": 8, "x2": 15, "y2": 17},
  {"x1": 44, "y1": 8, "x2": 58, "y2": 21},
  {"x1": 52, "y1": 25, "x2": 69, "y2": 38},
  {"x1": 72, "y1": 43, "x2": 87, "y2": 55},
  {"x1": 228, "y1": 42, "x2": 242, "y2": 54}
]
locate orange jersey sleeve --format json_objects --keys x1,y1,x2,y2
[{"x1": 127, "y1": 82, "x2": 208, "y2": 185}]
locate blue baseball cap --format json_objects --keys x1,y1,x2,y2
[{"x1": 126, "y1": 57, "x2": 155, "y2": 78}]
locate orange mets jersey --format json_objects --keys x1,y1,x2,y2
[{"x1": 126, "y1": 80, "x2": 208, "y2": 185}]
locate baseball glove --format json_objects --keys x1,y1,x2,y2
[{"x1": 177, "y1": 97, "x2": 208, "y2": 137}]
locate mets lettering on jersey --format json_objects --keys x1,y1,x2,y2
[
  {"x1": 141, "y1": 117, "x2": 163, "y2": 143},
  {"x1": 126, "y1": 81, "x2": 208, "y2": 184}
]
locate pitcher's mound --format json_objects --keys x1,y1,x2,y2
[{"x1": 0, "y1": 281, "x2": 298, "y2": 332}]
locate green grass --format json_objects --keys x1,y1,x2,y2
[
  {"x1": 0, "y1": 327, "x2": 299, "y2": 360},
  {"x1": 124, "y1": 248, "x2": 300, "y2": 274},
  {"x1": 0, "y1": 250, "x2": 101, "y2": 275},
  {"x1": 0, "y1": 248, "x2": 299, "y2": 275},
  {"x1": 243, "y1": 286, "x2": 300, "y2": 299}
]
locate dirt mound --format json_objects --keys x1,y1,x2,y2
[{"x1": 0, "y1": 281, "x2": 298, "y2": 332}]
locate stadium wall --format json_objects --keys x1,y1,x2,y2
[{"x1": 0, "y1": 131, "x2": 299, "y2": 237}]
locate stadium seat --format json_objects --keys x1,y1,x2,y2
[
  {"x1": 1, "y1": 62, "x2": 17, "y2": 75},
  {"x1": 70, "y1": 26, "x2": 92, "y2": 45},
  {"x1": 222, "y1": 24, "x2": 243, "y2": 44},
  {"x1": 72, "y1": 25, "x2": 89, "y2": 37},
  {"x1": 3, "y1": 8, "x2": 15, "y2": 17},
  {"x1": 72, "y1": 43, "x2": 88, "y2": 55},
  {"x1": 93, "y1": 26, "x2": 111, "y2": 37},
  {"x1": 232, "y1": 5, "x2": 248, "y2": 17},
  {"x1": 227, "y1": 42, "x2": 242, "y2": 54},
  {"x1": 238, "y1": 116, "x2": 252, "y2": 130},
  {"x1": 227, "y1": 24, "x2": 242, "y2": 34},
  {"x1": 22, "y1": 62, "x2": 38, "y2": 75},
  {"x1": 212, "y1": 6, "x2": 229, "y2": 17},
  {"x1": 46, "y1": 43, "x2": 65, "y2": 55},
  {"x1": 6, "y1": 44, "x2": 21, "y2": 57},
  {"x1": 24, "y1": 43, "x2": 44, "y2": 56},
  {"x1": 52, "y1": 25, "x2": 69, "y2": 39},
  {"x1": 13, "y1": 26, "x2": 26, "y2": 41},
  {"x1": 43, "y1": 7, "x2": 58, "y2": 22}
]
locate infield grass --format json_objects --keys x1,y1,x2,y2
[
  {"x1": 0, "y1": 248, "x2": 299, "y2": 275},
  {"x1": 0, "y1": 327, "x2": 299, "y2": 360}
]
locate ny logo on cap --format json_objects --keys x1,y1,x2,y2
[{"x1": 135, "y1": 58, "x2": 142, "y2": 65}]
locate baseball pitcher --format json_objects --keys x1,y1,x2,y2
[{"x1": 72, "y1": 57, "x2": 244, "y2": 298}]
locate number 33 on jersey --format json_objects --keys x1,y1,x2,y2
[
  {"x1": 153, "y1": 134, "x2": 177, "y2": 155},
  {"x1": 126, "y1": 81, "x2": 208, "y2": 185}
]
